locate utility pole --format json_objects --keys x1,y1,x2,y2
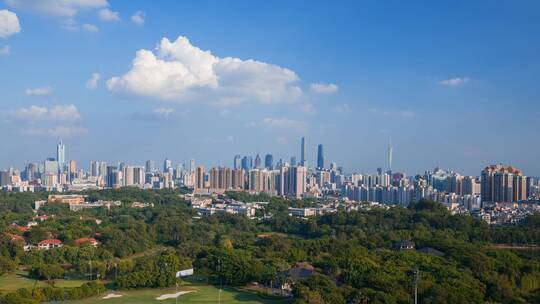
[
  {"x1": 413, "y1": 267, "x2": 419, "y2": 304},
  {"x1": 218, "y1": 259, "x2": 222, "y2": 304}
]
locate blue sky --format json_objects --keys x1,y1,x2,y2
[{"x1": 1, "y1": 0, "x2": 539, "y2": 176}]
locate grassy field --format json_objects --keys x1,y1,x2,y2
[
  {"x1": 1, "y1": 272, "x2": 291, "y2": 303},
  {"x1": 0, "y1": 271, "x2": 88, "y2": 293},
  {"x1": 62, "y1": 284, "x2": 291, "y2": 304}
]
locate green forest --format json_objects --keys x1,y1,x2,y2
[{"x1": 1, "y1": 188, "x2": 540, "y2": 303}]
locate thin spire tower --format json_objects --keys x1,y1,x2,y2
[{"x1": 387, "y1": 137, "x2": 393, "y2": 172}]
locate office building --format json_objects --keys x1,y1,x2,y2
[
  {"x1": 145, "y1": 160, "x2": 156, "y2": 173},
  {"x1": 317, "y1": 144, "x2": 324, "y2": 169},
  {"x1": 254, "y1": 154, "x2": 262, "y2": 168},
  {"x1": 233, "y1": 155, "x2": 242, "y2": 170},
  {"x1": 264, "y1": 154, "x2": 273, "y2": 170},
  {"x1": 300, "y1": 137, "x2": 308, "y2": 167},
  {"x1": 57, "y1": 140, "x2": 65, "y2": 172},
  {"x1": 163, "y1": 158, "x2": 172, "y2": 172}
]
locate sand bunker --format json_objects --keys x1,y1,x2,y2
[
  {"x1": 156, "y1": 290, "x2": 195, "y2": 300},
  {"x1": 102, "y1": 293, "x2": 123, "y2": 299}
]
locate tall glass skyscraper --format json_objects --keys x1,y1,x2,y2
[
  {"x1": 56, "y1": 140, "x2": 65, "y2": 172},
  {"x1": 317, "y1": 144, "x2": 324, "y2": 169},
  {"x1": 300, "y1": 137, "x2": 308, "y2": 167},
  {"x1": 264, "y1": 154, "x2": 273, "y2": 170}
]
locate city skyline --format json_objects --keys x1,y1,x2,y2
[
  {"x1": 3, "y1": 138, "x2": 539, "y2": 179},
  {"x1": 1, "y1": 1, "x2": 540, "y2": 176}
]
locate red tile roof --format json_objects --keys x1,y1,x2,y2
[{"x1": 38, "y1": 239, "x2": 62, "y2": 245}]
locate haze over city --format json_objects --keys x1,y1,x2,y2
[{"x1": 1, "y1": 1, "x2": 540, "y2": 176}]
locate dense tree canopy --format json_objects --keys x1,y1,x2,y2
[{"x1": 0, "y1": 189, "x2": 540, "y2": 303}]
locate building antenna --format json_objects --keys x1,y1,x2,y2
[{"x1": 387, "y1": 136, "x2": 393, "y2": 171}]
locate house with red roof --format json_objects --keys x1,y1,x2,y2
[{"x1": 38, "y1": 239, "x2": 63, "y2": 250}]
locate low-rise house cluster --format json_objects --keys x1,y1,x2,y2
[{"x1": 190, "y1": 198, "x2": 266, "y2": 219}]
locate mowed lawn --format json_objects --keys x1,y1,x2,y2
[
  {"x1": 63, "y1": 285, "x2": 291, "y2": 304},
  {"x1": 0, "y1": 271, "x2": 88, "y2": 293}
]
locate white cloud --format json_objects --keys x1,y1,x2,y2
[
  {"x1": 131, "y1": 11, "x2": 145, "y2": 25},
  {"x1": 82, "y1": 23, "x2": 99, "y2": 32},
  {"x1": 0, "y1": 45, "x2": 10, "y2": 55},
  {"x1": 98, "y1": 8, "x2": 120, "y2": 22},
  {"x1": 86, "y1": 73, "x2": 101, "y2": 89},
  {"x1": 152, "y1": 107, "x2": 174, "y2": 117},
  {"x1": 5, "y1": 0, "x2": 108, "y2": 17},
  {"x1": 107, "y1": 36, "x2": 303, "y2": 106},
  {"x1": 438, "y1": 77, "x2": 470, "y2": 87},
  {"x1": 0, "y1": 9, "x2": 21, "y2": 38},
  {"x1": 11, "y1": 105, "x2": 81, "y2": 121},
  {"x1": 25, "y1": 86, "x2": 52, "y2": 96},
  {"x1": 250, "y1": 117, "x2": 307, "y2": 130},
  {"x1": 310, "y1": 82, "x2": 338, "y2": 94},
  {"x1": 21, "y1": 126, "x2": 88, "y2": 137},
  {"x1": 60, "y1": 19, "x2": 99, "y2": 32}
]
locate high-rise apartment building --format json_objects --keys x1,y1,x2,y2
[
  {"x1": 195, "y1": 166, "x2": 206, "y2": 190},
  {"x1": 481, "y1": 164, "x2": 527, "y2": 203}
]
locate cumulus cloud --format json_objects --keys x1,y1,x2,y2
[
  {"x1": 131, "y1": 11, "x2": 145, "y2": 25},
  {"x1": 107, "y1": 36, "x2": 303, "y2": 106},
  {"x1": 438, "y1": 77, "x2": 470, "y2": 87},
  {"x1": 86, "y1": 73, "x2": 101, "y2": 89},
  {"x1": 82, "y1": 23, "x2": 99, "y2": 32},
  {"x1": 0, "y1": 45, "x2": 10, "y2": 55},
  {"x1": 11, "y1": 105, "x2": 81, "y2": 121},
  {"x1": 5, "y1": 0, "x2": 108, "y2": 18},
  {"x1": 21, "y1": 126, "x2": 88, "y2": 137},
  {"x1": 25, "y1": 86, "x2": 52, "y2": 96},
  {"x1": 310, "y1": 82, "x2": 338, "y2": 94},
  {"x1": 0, "y1": 9, "x2": 21, "y2": 38},
  {"x1": 98, "y1": 8, "x2": 120, "y2": 21}
]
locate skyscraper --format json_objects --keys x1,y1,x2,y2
[
  {"x1": 190, "y1": 159, "x2": 196, "y2": 172},
  {"x1": 300, "y1": 137, "x2": 308, "y2": 167},
  {"x1": 57, "y1": 140, "x2": 65, "y2": 172},
  {"x1": 233, "y1": 155, "x2": 242, "y2": 170},
  {"x1": 254, "y1": 154, "x2": 262, "y2": 168},
  {"x1": 290, "y1": 156, "x2": 297, "y2": 167},
  {"x1": 481, "y1": 164, "x2": 527, "y2": 203},
  {"x1": 145, "y1": 160, "x2": 156, "y2": 173},
  {"x1": 195, "y1": 166, "x2": 205, "y2": 190},
  {"x1": 241, "y1": 156, "x2": 253, "y2": 171},
  {"x1": 264, "y1": 154, "x2": 273, "y2": 170},
  {"x1": 317, "y1": 144, "x2": 324, "y2": 169},
  {"x1": 163, "y1": 158, "x2": 172, "y2": 172}
]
